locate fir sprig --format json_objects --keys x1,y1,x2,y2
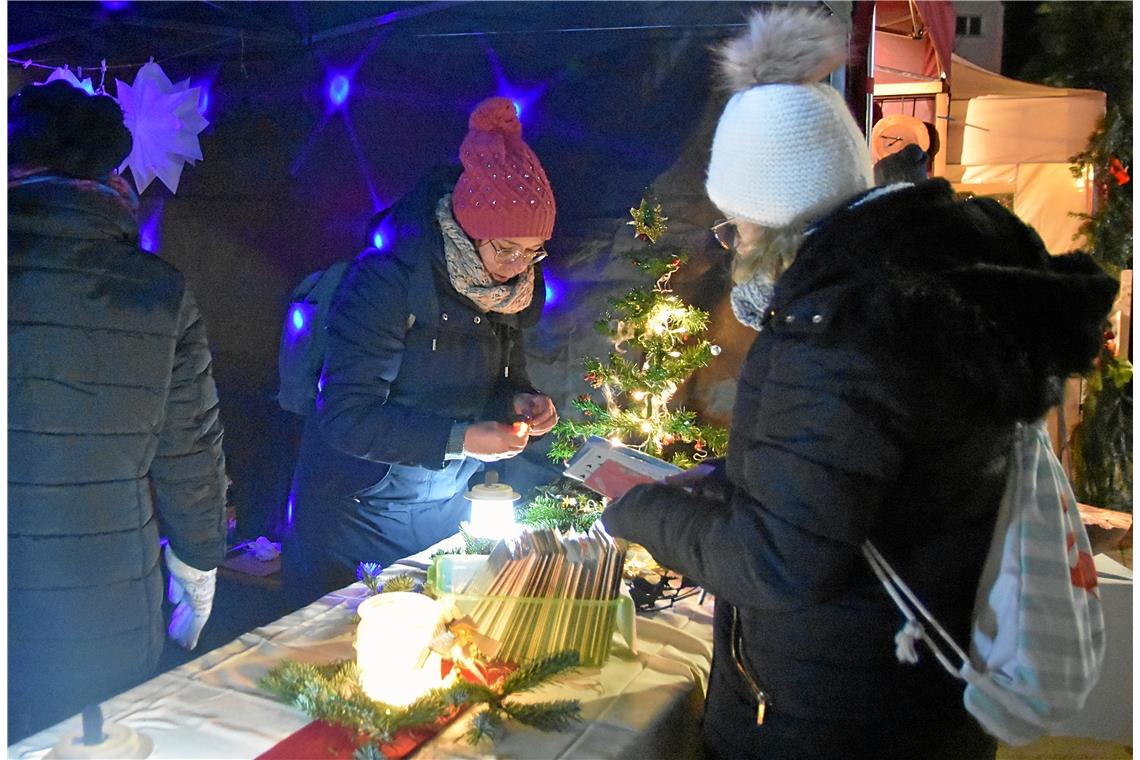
[
  {"x1": 500, "y1": 700, "x2": 582, "y2": 731},
  {"x1": 380, "y1": 574, "x2": 417, "y2": 593},
  {"x1": 518, "y1": 481, "x2": 603, "y2": 533},
  {"x1": 260, "y1": 650, "x2": 582, "y2": 751}
]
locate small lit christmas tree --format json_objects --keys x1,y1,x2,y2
[{"x1": 545, "y1": 195, "x2": 728, "y2": 470}]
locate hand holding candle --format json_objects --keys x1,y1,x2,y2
[{"x1": 511, "y1": 393, "x2": 558, "y2": 436}]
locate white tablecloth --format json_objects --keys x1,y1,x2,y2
[
  {"x1": 9, "y1": 543, "x2": 1129, "y2": 757},
  {"x1": 8, "y1": 541, "x2": 714, "y2": 760}
]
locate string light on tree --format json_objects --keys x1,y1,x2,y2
[{"x1": 548, "y1": 192, "x2": 728, "y2": 468}]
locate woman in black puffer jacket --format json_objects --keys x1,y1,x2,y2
[
  {"x1": 602, "y1": 9, "x2": 1117, "y2": 760},
  {"x1": 8, "y1": 82, "x2": 227, "y2": 740}
]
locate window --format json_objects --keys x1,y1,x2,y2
[{"x1": 956, "y1": 15, "x2": 983, "y2": 36}]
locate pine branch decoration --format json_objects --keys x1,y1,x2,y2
[
  {"x1": 501, "y1": 700, "x2": 582, "y2": 732},
  {"x1": 518, "y1": 481, "x2": 603, "y2": 533},
  {"x1": 260, "y1": 649, "x2": 582, "y2": 751},
  {"x1": 499, "y1": 650, "x2": 581, "y2": 695},
  {"x1": 381, "y1": 574, "x2": 417, "y2": 593}
]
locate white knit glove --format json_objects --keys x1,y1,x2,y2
[{"x1": 165, "y1": 545, "x2": 217, "y2": 651}]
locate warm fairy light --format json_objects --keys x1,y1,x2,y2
[
  {"x1": 513, "y1": 420, "x2": 530, "y2": 438},
  {"x1": 668, "y1": 350, "x2": 682, "y2": 358},
  {"x1": 646, "y1": 303, "x2": 687, "y2": 336},
  {"x1": 631, "y1": 390, "x2": 647, "y2": 401},
  {"x1": 356, "y1": 592, "x2": 445, "y2": 706},
  {"x1": 608, "y1": 436, "x2": 624, "y2": 447},
  {"x1": 640, "y1": 421, "x2": 653, "y2": 433}
]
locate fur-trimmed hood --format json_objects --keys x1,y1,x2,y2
[{"x1": 770, "y1": 179, "x2": 1118, "y2": 421}]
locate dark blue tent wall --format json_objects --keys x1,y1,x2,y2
[{"x1": 7, "y1": 1, "x2": 769, "y2": 536}]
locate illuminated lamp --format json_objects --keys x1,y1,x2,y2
[{"x1": 464, "y1": 471, "x2": 520, "y2": 541}]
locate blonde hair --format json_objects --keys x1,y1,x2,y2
[{"x1": 731, "y1": 224, "x2": 806, "y2": 285}]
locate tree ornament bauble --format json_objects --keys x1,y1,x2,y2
[{"x1": 710, "y1": 344, "x2": 722, "y2": 356}]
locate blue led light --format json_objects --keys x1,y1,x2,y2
[
  {"x1": 543, "y1": 276, "x2": 562, "y2": 311},
  {"x1": 328, "y1": 75, "x2": 350, "y2": 107},
  {"x1": 291, "y1": 307, "x2": 306, "y2": 331},
  {"x1": 372, "y1": 232, "x2": 385, "y2": 249}
]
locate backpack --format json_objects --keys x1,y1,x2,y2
[
  {"x1": 276, "y1": 261, "x2": 349, "y2": 415},
  {"x1": 863, "y1": 419, "x2": 1105, "y2": 746}
]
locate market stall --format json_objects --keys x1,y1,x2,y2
[{"x1": 8, "y1": 537, "x2": 715, "y2": 760}]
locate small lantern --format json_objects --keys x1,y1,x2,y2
[
  {"x1": 355, "y1": 592, "x2": 445, "y2": 706},
  {"x1": 464, "y1": 471, "x2": 520, "y2": 541}
]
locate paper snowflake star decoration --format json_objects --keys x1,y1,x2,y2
[
  {"x1": 45, "y1": 67, "x2": 95, "y2": 95},
  {"x1": 115, "y1": 61, "x2": 208, "y2": 194}
]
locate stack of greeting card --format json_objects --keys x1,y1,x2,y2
[{"x1": 430, "y1": 525, "x2": 631, "y2": 666}]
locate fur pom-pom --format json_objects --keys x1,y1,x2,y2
[
  {"x1": 716, "y1": 7, "x2": 848, "y2": 91},
  {"x1": 468, "y1": 96, "x2": 522, "y2": 137}
]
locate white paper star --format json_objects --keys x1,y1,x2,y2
[
  {"x1": 45, "y1": 67, "x2": 95, "y2": 94},
  {"x1": 115, "y1": 61, "x2": 208, "y2": 194}
]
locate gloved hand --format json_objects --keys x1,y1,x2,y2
[
  {"x1": 664, "y1": 457, "x2": 733, "y2": 503},
  {"x1": 165, "y1": 544, "x2": 217, "y2": 651}
]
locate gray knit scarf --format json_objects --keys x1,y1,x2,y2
[
  {"x1": 436, "y1": 194, "x2": 534, "y2": 314},
  {"x1": 730, "y1": 272, "x2": 776, "y2": 332}
]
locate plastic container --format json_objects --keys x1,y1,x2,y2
[{"x1": 427, "y1": 554, "x2": 635, "y2": 667}]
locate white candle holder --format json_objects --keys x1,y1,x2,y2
[{"x1": 355, "y1": 592, "x2": 445, "y2": 706}]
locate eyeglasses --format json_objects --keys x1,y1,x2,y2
[
  {"x1": 487, "y1": 239, "x2": 548, "y2": 265},
  {"x1": 711, "y1": 218, "x2": 737, "y2": 251}
]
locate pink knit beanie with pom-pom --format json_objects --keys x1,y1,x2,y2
[{"x1": 452, "y1": 97, "x2": 555, "y2": 240}]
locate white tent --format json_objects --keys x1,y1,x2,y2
[{"x1": 945, "y1": 54, "x2": 1106, "y2": 254}]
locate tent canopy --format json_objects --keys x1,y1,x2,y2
[
  {"x1": 948, "y1": 54, "x2": 1105, "y2": 166},
  {"x1": 947, "y1": 55, "x2": 1106, "y2": 255}
]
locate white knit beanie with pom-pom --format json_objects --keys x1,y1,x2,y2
[{"x1": 706, "y1": 8, "x2": 873, "y2": 228}]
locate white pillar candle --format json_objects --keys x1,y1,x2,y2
[{"x1": 355, "y1": 592, "x2": 444, "y2": 706}]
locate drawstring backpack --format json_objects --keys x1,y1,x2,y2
[{"x1": 863, "y1": 419, "x2": 1106, "y2": 746}]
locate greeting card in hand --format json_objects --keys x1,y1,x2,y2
[{"x1": 563, "y1": 437, "x2": 682, "y2": 500}]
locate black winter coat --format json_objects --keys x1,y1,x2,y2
[
  {"x1": 8, "y1": 174, "x2": 227, "y2": 737},
  {"x1": 287, "y1": 167, "x2": 543, "y2": 601},
  {"x1": 603, "y1": 180, "x2": 1117, "y2": 759}
]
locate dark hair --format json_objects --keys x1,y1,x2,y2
[
  {"x1": 873, "y1": 143, "x2": 929, "y2": 186},
  {"x1": 8, "y1": 81, "x2": 132, "y2": 179}
]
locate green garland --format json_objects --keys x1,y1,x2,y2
[{"x1": 260, "y1": 650, "x2": 582, "y2": 755}]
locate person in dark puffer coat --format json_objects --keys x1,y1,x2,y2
[
  {"x1": 601, "y1": 9, "x2": 1118, "y2": 760},
  {"x1": 284, "y1": 97, "x2": 559, "y2": 607},
  {"x1": 8, "y1": 81, "x2": 227, "y2": 740}
]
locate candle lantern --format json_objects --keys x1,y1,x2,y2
[
  {"x1": 464, "y1": 471, "x2": 520, "y2": 541},
  {"x1": 355, "y1": 592, "x2": 445, "y2": 706}
]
